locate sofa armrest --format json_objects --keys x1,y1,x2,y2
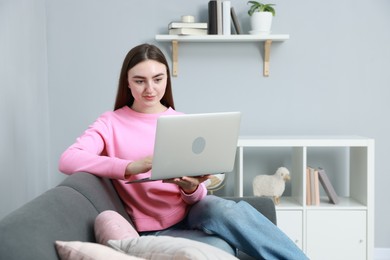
[
  {"x1": 0, "y1": 186, "x2": 100, "y2": 260},
  {"x1": 223, "y1": 196, "x2": 276, "y2": 225},
  {"x1": 58, "y1": 172, "x2": 132, "y2": 224},
  {"x1": 0, "y1": 172, "x2": 132, "y2": 260}
]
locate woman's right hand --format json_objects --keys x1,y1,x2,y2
[{"x1": 124, "y1": 156, "x2": 153, "y2": 179}]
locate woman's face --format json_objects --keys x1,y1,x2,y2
[{"x1": 127, "y1": 60, "x2": 168, "y2": 113}]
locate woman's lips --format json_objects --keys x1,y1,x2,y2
[{"x1": 144, "y1": 95, "x2": 155, "y2": 101}]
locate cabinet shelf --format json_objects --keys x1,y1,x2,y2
[
  {"x1": 273, "y1": 196, "x2": 367, "y2": 210},
  {"x1": 155, "y1": 34, "x2": 289, "y2": 77}
]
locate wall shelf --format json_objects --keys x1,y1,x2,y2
[{"x1": 155, "y1": 34, "x2": 289, "y2": 77}]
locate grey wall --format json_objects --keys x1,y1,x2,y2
[
  {"x1": 0, "y1": 0, "x2": 50, "y2": 219},
  {"x1": 1, "y1": 0, "x2": 389, "y2": 249}
]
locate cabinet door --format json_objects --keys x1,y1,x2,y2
[
  {"x1": 276, "y1": 210, "x2": 303, "y2": 249},
  {"x1": 306, "y1": 210, "x2": 366, "y2": 260}
]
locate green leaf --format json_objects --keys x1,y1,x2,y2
[{"x1": 247, "y1": 1, "x2": 276, "y2": 16}]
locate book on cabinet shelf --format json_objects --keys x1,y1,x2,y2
[
  {"x1": 306, "y1": 167, "x2": 339, "y2": 205},
  {"x1": 317, "y1": 168, "x2": 339, "y2": 204},
  {"x1": 306, "y1": 168, "x2": 312, "y2": 205},
  {"x1": 306, "y1": 167, "x2": 320, "y2": 206}
]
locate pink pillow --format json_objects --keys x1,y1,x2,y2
[{"x1": 94, "y1": 210, "x2": 139, "y2": 245}]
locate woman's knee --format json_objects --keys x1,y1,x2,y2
[
  {"x1": 158, "y1": 229, "x2": 236, "y2": 255},
  {"x1": 189, "y1": 195, "x2": 237, "y2": 221}
]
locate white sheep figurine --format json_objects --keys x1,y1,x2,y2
[{"x1": 252, "y1": 167, "x2": 291, "y2": 205}]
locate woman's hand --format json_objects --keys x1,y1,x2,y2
[
  {"x1": 163, "y1": 175, "x2": 211, "y2": 194},
  {"x1": 125, "y1": 156, "x2": 153, "y2": 179}
]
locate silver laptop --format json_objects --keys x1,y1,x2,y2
[{"x1": 127, "y1": 112, "x2": 241, "y2": 183}]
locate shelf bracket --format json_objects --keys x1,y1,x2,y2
[
  {"x1": 172, "y1": 40, "x2": 179, "y2": 77},
  {"x1": 263, "y1": 40, "x2": 272, "y2": 77}
]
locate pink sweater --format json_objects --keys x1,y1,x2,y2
[{"x1": 59, "y1": 106, "x2": 207, "y2": 232}]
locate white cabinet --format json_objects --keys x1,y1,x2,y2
[
  {"x1": 276, "y1": 210, "x2": 303, "y2": 249},
  {"x1": 306, "y1": 210, "x2": 366, "y2": 260},
  {"x1": 233, "y1": 136, "x2": 374, "y2": 259}
]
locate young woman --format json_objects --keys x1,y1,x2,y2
[{"x1": 59, "y1": 43, "x2": 307, "y2": 260}]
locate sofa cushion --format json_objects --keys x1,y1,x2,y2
[
  {"x1": 55, "y1": 240, "x2": 144, "y2": 260},
  {"x1": 108, "y1": 236, "x2": 239, "y2": 260},
  {"x1": 94, "y1": 210, "x2": 139, "y2": 245}
]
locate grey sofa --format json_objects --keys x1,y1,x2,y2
[{"x1": 0, "y1": 172, "x2": 276, "y2": 260}]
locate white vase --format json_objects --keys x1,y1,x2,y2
[{"x1": 250, "y1": 12, "x2": 273, "y2": 35}]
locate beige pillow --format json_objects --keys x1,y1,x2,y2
[
  {"x1": 108, "y1": 236, "x2": 239, "y2": 260},
  {"x1": 55, "y1": 240, "x2": 144, "y2": 260}
]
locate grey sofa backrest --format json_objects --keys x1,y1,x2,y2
[{"x1": 0, "y1": 172, "x2": 128, "y2": 260}]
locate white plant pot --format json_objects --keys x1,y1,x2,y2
[{"x1": 250, "y1": 12, "x2": 273, "y2": 35}]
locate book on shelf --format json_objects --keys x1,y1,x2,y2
[
  {"x1": 306, "y1": 167, "x2": 320, "y2": 206},
  {"x1": 310, "y1": 168, "x2": 316, "y2": 204},
  {"x1": 230, "y1": 6, "x2": 242, "y2": 34},
  {"x1": 216, "y1": 0, "x2": 223, "y2": 34},
  {"x1": 168, "y1": 22, "x2": 208, "y2": 30},
  {"x1": 317, "y1": 168, "x2": 340, "y2": 204},
  {"x1": 313, "y1": 169, "x2": 320, "y2": 205},
  {"x1": 208, "y1": 0, "x2": 218, "y2": 34},
  {"x1": 168, "y1": 28, "x2": 208, "y2": 36},
  {"x1": 222, "y1": 1, "x2": 231, "y2": 35},
  {"x1": 208, "y1": 0, "x2": 231, "y2": 35},
  {"x1": 306, "y1": 167, "x2": 312, "y2": 205},
  {"x1": 306, "y1": 166, "x2": 340, "y2": 205}
]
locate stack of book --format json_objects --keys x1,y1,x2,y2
[
  {"x1": 208, "y1": 0, "x2": 233, "y2": 35},
  {"x1": 168, "y1": 17, "x2": 208, "y2": 36},
  {"x1": 306, "y1": 167, "x2": 339, "y2": 205}
]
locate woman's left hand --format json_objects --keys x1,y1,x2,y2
[{"x1": 163, "y1": 175, "x2": 211, "y2": 194}]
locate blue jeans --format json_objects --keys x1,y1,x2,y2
[{"x1": 141, "y1": 195, "x2": 308, "y2": 260}]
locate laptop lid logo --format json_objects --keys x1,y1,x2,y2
[{"x1": 192, "y1": 136, "x2": 206, "y2": 154}]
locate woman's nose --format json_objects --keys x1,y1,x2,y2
[{"x1": 145, "y1": 80, "x2": 155, "y2": 91}]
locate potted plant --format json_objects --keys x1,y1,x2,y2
[{"x1": 247, "y1": 1, "x2": 275, "y2": 35}]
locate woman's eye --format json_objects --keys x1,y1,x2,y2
[
  {"x1": 135, "y1": 80, "x2": 144, "y2": 84},
  {"x1": 154, "y1": 78, "x2": 162, "y2": 83}
]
